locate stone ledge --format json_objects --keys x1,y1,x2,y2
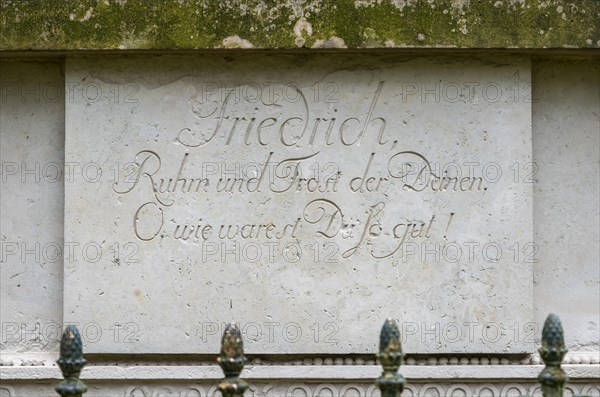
[
  {"x1": 2, "y1": 351, "x2": 599, "y2": 367},
  {"x1": 1, "y1": 0, "x2": 599, "y2": 51},
  {"x1": 2, "y1": 364, "x2": 599, "y2": 381}
]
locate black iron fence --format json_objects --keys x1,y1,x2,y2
[{"x1": 54, "y1": 314, "x2": 577, "y2": 397}]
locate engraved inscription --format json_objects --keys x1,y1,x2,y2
[{"x1": 112, "y1": 82, "x2": 490, "y2": 262}]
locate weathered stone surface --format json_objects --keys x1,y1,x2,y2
[
  {"x1": 1, "y1": 52, "x2": 599, "y2": 397},
  {"x1": 532, "y1": 59, "x2": 600, "y2": 351},
  {"x1": 0, "y1": 60, "x2": 64, "y2": 353},
  {"x1": 1, "y1": 0, "x2": 599, "y2": 51},
  {"x1": 64, "y1": 54, "x2": 533, "y2": 354}
]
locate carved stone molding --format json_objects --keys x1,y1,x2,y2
[
  {"x1": 2, "y1": 363, "x2": 599, "y2": 381},
  {"x1": 1, "y1": 381, "x2": 600, "y2": 397},
  {"x1": 1, "y1": 351, "x2": 599, "y2": 367}
]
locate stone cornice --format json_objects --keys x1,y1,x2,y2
[{"x1": 1, "y1": 0, "x2": 599, "y2": 51}]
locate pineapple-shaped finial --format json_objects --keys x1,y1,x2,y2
[
  {"x1": 56, "y1": 325, "x2": 87, "y2": 397},
  {"x1": 217, "y1": 323, "x2": 248, "y2": 397},
  {"x1": 375, "y1": 318, "x2": 406, "y2": 397}
]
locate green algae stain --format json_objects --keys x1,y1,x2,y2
[{"x1": 1, "y1": 0, "x2": 598, "y2": 50}]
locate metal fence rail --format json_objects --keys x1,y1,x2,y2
[{"x1": 54, "y1": 314, "x2": 577, "y2": 397}]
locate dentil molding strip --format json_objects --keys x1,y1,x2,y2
[{"x1": 2, "y1": 364, "x2": 599, "y2": 381}]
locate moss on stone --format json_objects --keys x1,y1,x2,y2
[{"x1": 1, "y1": 0, "x2": 598, "y2": 50}]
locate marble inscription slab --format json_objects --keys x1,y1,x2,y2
[{"x1": 64, "y1": 55, "x2": 533, "y2": 353}]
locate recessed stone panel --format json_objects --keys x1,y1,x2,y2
[{"x1": 64, "y1": 55, "x2": 533, "y2": 354}]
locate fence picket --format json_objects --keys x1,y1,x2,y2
[
  {"x1": 217, "y1": 323, "x2": 248, "y2": 397},
  {"x1": 55, "y1": 325, "x2": 87, "y2": 397},
  {"x1": 538, "y1": 314, "x2": 569, "y2": 397},
  {"x1": 375, "y1": 318, "x2": 406, "y2": 397}
]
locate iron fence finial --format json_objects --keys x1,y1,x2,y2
[
  {"x1": 376, "y1": 318, "x2": 405, "y2": 397},
  {"x1": 538, "y1": 313, "x2": 569, "y2": 397},
  {"x1": 56, "y1": 325, "x2": 87, "y2": 397},
  {"x1": 217, "y1": 323, "x2": 248, "y2": 397}
]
